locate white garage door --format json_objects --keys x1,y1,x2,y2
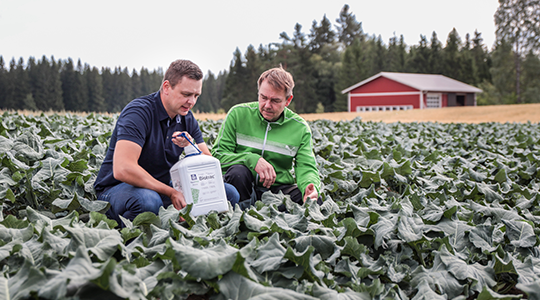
[{"x1": 426, "y1": 93, "x2": 442, "y2": 108}]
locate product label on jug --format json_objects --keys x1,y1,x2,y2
[
  {"x1": 188, "y1": 166, "x2": 220, "y2": 204},
  {"x1": 171, "y1": 169, "x2": 182, "y2": 191}
]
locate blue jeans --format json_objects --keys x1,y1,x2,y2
[{"x1": 97, "y1": 182, "x2": 239, "y2": 226}]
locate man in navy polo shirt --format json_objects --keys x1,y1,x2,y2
[{"x1": 94, "y1": 59, "x2": 239, "y2": 226}]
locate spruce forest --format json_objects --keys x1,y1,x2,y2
[{"x1": 0, "y1": 3, "x2": 539, "y2": 114}]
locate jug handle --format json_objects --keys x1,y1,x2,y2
[{"x1": 179, "y1": 132, "x2": 202, "y2": 157}]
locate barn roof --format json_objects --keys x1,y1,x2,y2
[{"x1": 342, "y1": 72, "x2": 483, "y2": 94}]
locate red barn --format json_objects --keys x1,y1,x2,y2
[{"x1": 341, "y1": 72, "x2": 483, "y2": 112}]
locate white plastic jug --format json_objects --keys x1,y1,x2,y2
[{"x1": 169, "y1": 134, "x2": 229, "y2": 216}]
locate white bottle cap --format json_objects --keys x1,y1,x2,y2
[{"x1": 184, "y1": 144, "x2": 201, "y2": 156}]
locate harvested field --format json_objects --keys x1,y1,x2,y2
[{"x1": 194, "y1": 103, "x2": 540, "y2": 123}]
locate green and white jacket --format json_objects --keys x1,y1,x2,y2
[{"x1": 211, "y1": 102, "x2": 321, "y2": 197}]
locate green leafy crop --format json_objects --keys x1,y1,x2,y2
[{"x1": 1, "y1": 111, "x2": 540, "y2": 299}]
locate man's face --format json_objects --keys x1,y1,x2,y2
[
  {"x1": 161, "y1": 77, "x2": 202, "y2": 118},
  {"x1": 258, "y1": 80, "x2": 292, "y2": 122}
]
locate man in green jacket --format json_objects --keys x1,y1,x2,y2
[{"x1": 211, "y1": 66, "x2": 321, "y2": 208}]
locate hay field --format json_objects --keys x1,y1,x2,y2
[
  {"x1": 4, "y1": 103, "x2": 540, "y2": 124},
  {"x1": 194, "y1": 103, "x2": 540, "y2": 124}
]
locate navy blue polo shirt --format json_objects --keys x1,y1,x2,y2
[{"x1": 93, "y1": 91, "x2": 203, "y2": 195}]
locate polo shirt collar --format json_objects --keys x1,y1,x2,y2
[
  {"x1": 156, "y1": 91, "x2": 185, "y2": 127},
  {"x1": 155, "y1": 91, "x2": 170, "y2": 122}
]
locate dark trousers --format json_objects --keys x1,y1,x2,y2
[{"x1": 223, "y1": 164, "x2": 312, "y2": 210}]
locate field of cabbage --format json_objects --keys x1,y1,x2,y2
[{"x1": 1, "y1": 111, "x2": 540, "y2": 300}]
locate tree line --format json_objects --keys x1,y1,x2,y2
[
  {"x1": 0, "y1": 56, "x2": 163, "y2": 113},
  {"x1": 1, "y1": 2, "x2": 538, "y2": 114}
]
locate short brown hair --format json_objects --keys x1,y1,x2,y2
[
  {"x1": 161, "y1": 59, "x2": 203, "y2": 90},
  {"x1": 257, "y1": 66, "x2": 295, "y2": 98}
]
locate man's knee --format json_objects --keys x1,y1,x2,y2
[
  {"x1": 224, "y1": 165, "x2": 254, "y2": 202},
  {"x1": 103, "y1": 184, "x2": 163, "y2": 223},
  {"x1": 224, "y1": 164, "x2": 253, "y2": 183},
  {"x1": 224, "y1": 183, "x2": 240, "y2": 207},
  {"x1": 133, "y1": 188, "x2": 163, "y2": 215}
]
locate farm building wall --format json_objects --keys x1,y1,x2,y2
[
  {"x1": 448, "y1": 93, "x2": 456, "y2": 106},
  {"x1": 350, "y1": 94, "x2": 420, "y2": 111},
  {"x1": 348, "y1": 77, "x2": 421, "y2": 112},
  {"x1": 466, "y1": 93, "x2": 475, "y2": 106},
  {"x1": 349, "y1": 77, "x2": 418, "y2": 94}
]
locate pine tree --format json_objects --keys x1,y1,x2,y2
[
  {"x1": 245, "y1": 45, "x2": 262, "y2": 101},
  {"x1": 459, "y1": 33, "x2": 479, "y2": 85},
  {"x1": 198, "y1": 71, "x2": 217, "y2": 113},
  {"x1": 0, "y1": 57, "x2": 6, "y2": 109},
  {"x1": 116, "y1": 67, "x2": 133, "y2": 111},
  {"x1": 442, "y1": 28, "x2": 463, "y2": 80},
  {"x1": 471, "y1": 30, "x2": 492, "y2": 84},
  {"x1": 152, "y1": 68, "x2": 164, "y2": 92},
  {"x1": 334, "y1": 38, "x2": 370, "y2": 111},
  {"x1": 521, "y1": 51, "x2": 540, "y2": 103},
  {"x1": 101, "y1": 67, "x2": 116, "y2": 112},
  {"x1": 221, "y1": 48, "x2": 248, "y2": 111},
  {"x1": 406, "y1": 35, "x2": 431, "y2": 73},
  {"x1": 428, "y1": 32, "x2": 444, "y2": 74},
  {"x1": 85, "y1": 65, "x2": 106, "y2": 112},
  {"x1": 199, "y1": 70, "x2": 229, "y2": 113},
  {"x1": 256, "y1": 44, "x2": 272, "y2": 70},
  {"x1": 61, "y1": 58, "x2": 87, "y2": 112},
  {"x1": 495, "y1": 0, "x2": 540, "y2": 103},
  {"x1": 139, "y1": 67, "x2": 161, "y2": 96},
  {"x1": 292, "y1": 23, "x2": 307, "y2": 49},
  {"x1": 30, "y1": 56, "x2": 64, "y2": 111},
  {"x1": 312, "y1": 42, "x2": 340, "y2": 112},
  {"x1": 287, "y1": 57, "x2": 318, "y2": 114},
  {"x1": 385, "y1": 34, "x2": 407, "y2": 72},
  {"x1": 369, "y1": 35, "x2": 385, "y2": 75},
  {"x1": 139, "y1": 67, "x2": 152, "y2": 96},
  {"x1": 48, "y1": 56, "x2": 65, "y2": 111},
  {"x1": 214, "y1": 71, "x2": 228, "y2": 112},
  {"x1": 76, "y1": 60, "x2": 89, "y2": 110},
  {"x1": 30, "y1": 56, "x2": 49, "y2": 111},
  {"x1": 397, "y1": 35, "x2": 408, "y2": 72},
  {"x1": 3, "y1": 59, "x2": 16, "y2": 109},
  {"x1": 491, "y1": 40, "x2": 517, "y2": 104},
  {"x1": 335, "y1": 4, "x2": 364, "y2": 47},
  {"x1": 309, "y1": 15, "x2": 336, "y2": 54},
  {"x1": 27, "y1": 56, "x2": 49, "y2": 111},
  {"x1": 281, "y1": 31, "x2": 319, "y2": 114},
  {"x1": 131, "y1": 68, "x2": 142, "y2": 99},
  {"x1": 15, "y1": 58, "x2": 34, "y2": 110}
]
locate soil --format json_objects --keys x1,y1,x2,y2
[{"x1": 193, "y1": 103, "x2": 540, "y2": 124}]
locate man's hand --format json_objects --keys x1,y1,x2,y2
[
  {"x1": 254, "y1": 158, "x2": 276, "y2": 188},
  {"x1": 303, "y1": 183, "x2": 318, "y2": 202},
  {"x1": 172, "y1": 131, "x2": 193, "y2": 148},
  {"x1": 170, "y1": 188, "x2": 187, "y2": 222},
  {"x1": 169, "y1": 188, "x2": 187, "y2": 210}
]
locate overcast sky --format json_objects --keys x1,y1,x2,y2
[{"x1": 1, "y1": 0, "x2": 499, "y2": 75}]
